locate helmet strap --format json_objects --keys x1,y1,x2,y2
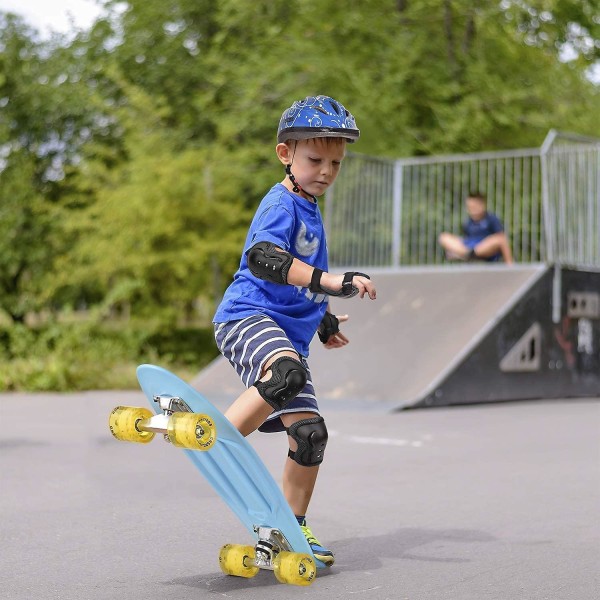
[
  {"x1": 285, "y1": 143, "x2": 317, "y2": 203},
  {"x1": 285, "y1": 164, "x2": 301, "y2": 193}
]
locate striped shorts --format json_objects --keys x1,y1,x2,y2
[{"x1": 214, "y1": 314, "x2": 320, "y2": 433}]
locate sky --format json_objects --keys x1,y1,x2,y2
[{"x1": 0, "y1": 0, "x2": 104, "y2": 37}]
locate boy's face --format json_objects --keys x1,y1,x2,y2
[
  {"x1": 277, "y1": 138, "x2": 347, "y2": 198},
  {"x1": 465, "y1": 197, "x2": 487, "y2": 221}
]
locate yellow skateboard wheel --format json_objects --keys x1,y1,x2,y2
[
  {"x1": 167, "y1": 412, "x2": 216, "y2": 450},
  {"x1": 273, "y1": 551, "x2": 316, "y2": 586},
  {"x1": 109, "y1": 406, "x2": 155, "y2": 444},
  {"x1": 219, "y1": 544, "x2": 259, "y2": 578}
]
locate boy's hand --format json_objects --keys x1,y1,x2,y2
[
  {"x1": 321, "y1": 272, "x2": 377, "y2": 300},
  {"x1": 319, "y1": 313, "x2": 349, "y2": 349}
]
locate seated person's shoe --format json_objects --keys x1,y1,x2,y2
[{"x1": 299, "y1": 519, "x2": 335, "y2": 566}]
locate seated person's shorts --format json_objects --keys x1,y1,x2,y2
[{"x1": 463, "y1": 237, "x2": 501, "y2": 262}]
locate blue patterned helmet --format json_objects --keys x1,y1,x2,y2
[{"x1": 277, "y1": 95, "x2": 359, "y2": 144}]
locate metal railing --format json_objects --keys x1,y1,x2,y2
[
  {"x1": 325, "y1": 130, "x2": 600, "y2": 270},
  {"x1": 541, "y1": 132, "x2": 600, "y2": 270}
]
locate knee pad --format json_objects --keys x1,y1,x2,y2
[
  {"x1": 287, "y1": 416, "x2": 328, "y2": 467},
  {"x1": 254, "y1": 356, "x2": 307, "y2": 411}
]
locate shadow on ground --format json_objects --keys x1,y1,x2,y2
[{"x1": 162, "y1": 527, "x2": 496, "y2": 592}]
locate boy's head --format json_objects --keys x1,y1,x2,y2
[
  {"x1": 276, "y1": 96, "x2": 359, "y2": 199},
  {"x1": 465, "y1": 192, "x2": 487, "y2": 221},
  {"x1": 276, "y1": 137, "x2": 347, "y2": 199}
]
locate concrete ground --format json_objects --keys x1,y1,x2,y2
[{"x1": 1, "y1": 391, "x2": 598, "y2": 600}]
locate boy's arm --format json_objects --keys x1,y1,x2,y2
[
  {"x1": 489, "y1": 214, "x2": 513, "y2": 264},
  {"x1": 284, "y1": 248, "x2": 375, "y2": 299},
  {"x1": 248, "y1": 241, "x2": 376, "y2": 300},
  {"x1": 489, "y1": 213, "x2": 504, "y2": 235}
]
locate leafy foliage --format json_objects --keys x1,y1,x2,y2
[{"x1": 0, "y1": 0, "x2": 598, "y2": 388}]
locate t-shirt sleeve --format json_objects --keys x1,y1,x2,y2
[
  {"x1": 488, "y1": 213, "x2": 504, "y2": 234},
  {"x1": 246, "y1": 204, "x2": 295, "y2": 253}
]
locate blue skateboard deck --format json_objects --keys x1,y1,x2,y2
[{"x1": 135, "y1": 364, "x2": 326, "y2": 570}]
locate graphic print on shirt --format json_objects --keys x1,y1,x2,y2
[{"x1": 294, "y1": 221, "x2": 320, "y2": 257}]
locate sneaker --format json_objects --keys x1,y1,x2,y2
[
  {"x1": 445, "y1": 250, "x2": 467, "y2": 261},
  {"x1": 299, "y1": 519, "x2": 335, "y2": 566}
]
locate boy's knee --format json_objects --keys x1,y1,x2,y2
[
  {"x1": 287, "y1": 416, "x2": 328, "y2": 467},
  {"x1": 486, "y1": 232, "x2": 505, "y2": 245},
  {"x1": 254, "y1": 356, "x2": 307, "y2": 411}
]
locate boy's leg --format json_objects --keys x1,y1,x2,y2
[
  {"x1": 281, "y1": 411, "x2": 334, "y2": 565},
  {"x1": 438, "y1": 232, "x2": 470, "y2": 260},
  {"x1": 474, "y1": 233, "x2": 514, "y2": 264},
  {"x1": 280, "y1": 411, "x2": 321, "y2": 515},
  {"x1": 217, "y1": 317, "x2": 332, "y2": 560},
  {"x1": 224, "y1": 350, "x2": 302, "y2": 437}
]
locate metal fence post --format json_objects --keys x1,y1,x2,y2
[
  {"x1": 540, "y1": 130, "x2": 556, "y2": 265},
  {"x1": 392, "y1": 160, "x2": 403, "y2": 268}
]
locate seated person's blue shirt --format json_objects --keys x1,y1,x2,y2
[
  {"x1": 462, "y1": 212, "x2": 504, "y2": 261},
  {"x1": 462, "y1": 212, "x2": 503, "y2": 242},
  {"x1": 214, "y1": 184, "x2": 329, "y2": 357}
]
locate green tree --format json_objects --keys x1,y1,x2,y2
[
  {"x1": 2, "y1": 0, "x2": 599, "y2": 343},
  {"x1": 0, "y1": 153, "x2": 54, "y2": 322},
  {"x1": 52, "y1": 83, "x2": 250, "y2": 323},
  {"x1": 0, "y1": 12, "x2": 120, "y2": 322}
]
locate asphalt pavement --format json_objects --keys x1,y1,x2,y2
[{"x1": 1, "y1": 391, "x2": 598, "y2": 600}]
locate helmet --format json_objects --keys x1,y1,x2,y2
[{"x1": 277, "y1": 95, "x2": 359, "y2": 144}]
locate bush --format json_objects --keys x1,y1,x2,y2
[{"x1": 0, "y1": 320, "x2": 219, "y2": 391}]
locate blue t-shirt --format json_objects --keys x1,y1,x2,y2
[
  {"x1": 214, "y1": 184, "x2": 329, "y2": 357},
  {"x1": 462, "y1": 212, "x2": 503, "y2": 243}
]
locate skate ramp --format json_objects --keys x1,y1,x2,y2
[{"x1": 192, "y1": 264, "x2": 547, "y2": 409}]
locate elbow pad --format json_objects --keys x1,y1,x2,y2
[{"x1": 247, "y1": 241, "x2": 294, "y2": 285}]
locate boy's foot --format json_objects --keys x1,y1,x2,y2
[
  {"x1": 299, "y1": 519, "x2": 335, "y2": 566},
  {"x1": 444, "y1": 250, "x2": 465, "y2": 261}
]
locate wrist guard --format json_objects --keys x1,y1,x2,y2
[
  {"x1": 318, "y1": 311, "x2": 340, "y2": 344},
  {"x1": 309, "y1": 269, "x2": 370, "y2": 298}
]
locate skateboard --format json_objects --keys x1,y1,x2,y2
[{"x1": 109, "y1": 364, "x2": 325, "y2": 586}]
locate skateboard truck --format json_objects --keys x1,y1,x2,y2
[
  {"x1": 253, "y1": 526, "x2": 294, "y2": 570},
  {"x1": 153, "y1": 394, "x2": 192, "y2": 414},
  {"x1": 118, "y1": 394, "x2": 193, "y2": 441},
  {"x1": 150, "y1": 394, "x2": 192, "y2": 442},
  {"x1": 109, "y1": 396, "x2": 216, "y2": 450}
]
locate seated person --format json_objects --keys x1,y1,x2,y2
[{"x1": 438, "y1": 192, "x2": 513, "y2": 264}]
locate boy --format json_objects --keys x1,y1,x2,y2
[
  {"x1": 438, "y1": 192, "x2": 513, "y2": 264},
  {"x1": 213, "y1": 95, "x2": 377, "y2": 566}
]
